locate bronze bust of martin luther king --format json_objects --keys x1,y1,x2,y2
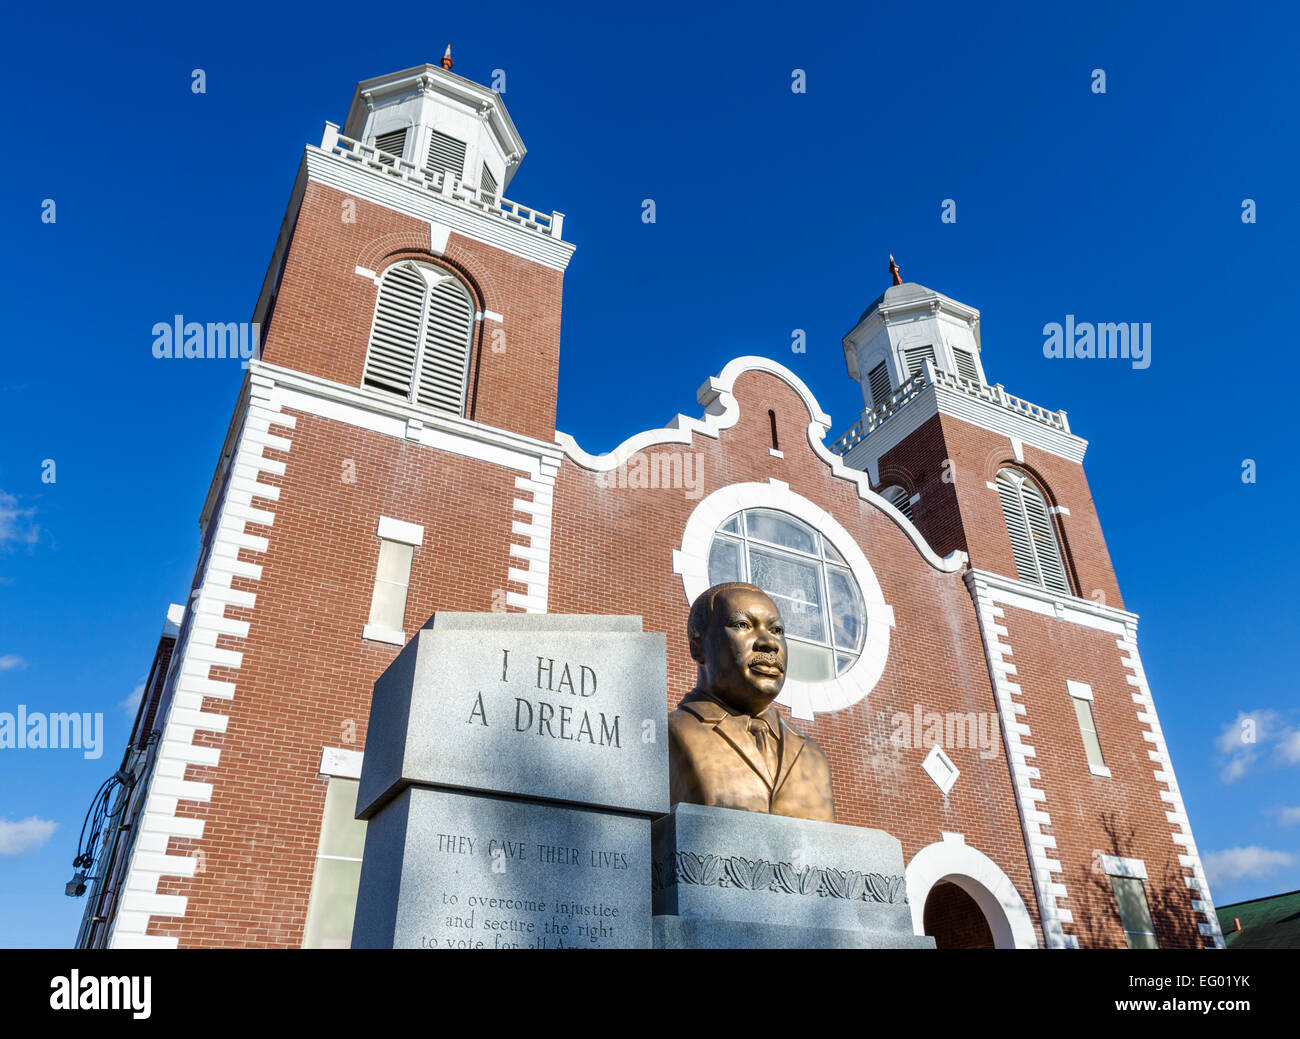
[{"x1": 668, "y1": 583, "x2": 836, "y2": 823}]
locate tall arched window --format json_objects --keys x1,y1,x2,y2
[
  {"x1": 995, "y1": 468, "x2": 1070, "y2": 594},
  {"x1": 362, "y1": 261, "x2": 474, "y2": 417}
]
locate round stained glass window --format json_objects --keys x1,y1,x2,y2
[{"x1": 706, "y1": 508, "x2": 866, "y2": 681}]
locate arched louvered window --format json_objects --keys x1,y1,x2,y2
[
  {"x1": 995, "y1": 468, "x2": 1070, "y2": 594},
  {"x1": 362, "y1": 261, "x2": 475, "y2": 417},
  {"x1": 881, "y1": 485, "x2": 914, "y2": 522}
]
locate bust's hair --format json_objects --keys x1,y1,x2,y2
[{"x1": 687, "y1": 583, "x2": 770, "y2": 646}]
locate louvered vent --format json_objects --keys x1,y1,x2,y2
[
  {"x1": 363, "y1": 265, "x2": 426, "y2": 396},
  {"x1": 1021, "y1": 479, "x2": 1070, "y2": 593},
  {"x1": 374, "y1": 128, "x2": 407, "y2": 166},
  {"x1": 884, "y1": 486, "x2": 914, "y2": 522},
  {"x1": 868, "y1": 362, "x2": 892, "y2": 410},
  {"x1": 362, "y1": 263, "x2": 474, "y2": 418},
  {"x1": 904, "y1": 345, "x2": 936, "y2": 377},
  {"x1": 415, "y1": 279, "x2": 474, "y2": 415},
  {"x1": 427, "y1": 130, "x2": 467, "y2": 180},
  {"x1": 952, "y1": 348, "x2": 980, "y2": 383},
  {"x1": 996, "y1": 469, "x2": 1070, "y2": 594},
  {"x1": 480, "y1": 164, "x2": 498, "y2": 201}
]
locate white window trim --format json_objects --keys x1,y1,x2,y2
[
  {"x1": 362, "y1": 623, "x2": 406, "y2": 646},
  {"x1": 1104, "y1": 861, "x2": 1158, "y2": 947},
  {"x1": 1067, "y1": 680, "x2": 1093, "y2": 700},
  {"x1": 364, "y1": 519, "x2": 420, "y2": 642},
  {"x1": 673, "y1": 479, "x2": 895, "y2": 720},
  {"x1": 1067, "y1": 680, "x2": 1109, "y2": 774},
  {"x1": 377, "y1": 516, "x2": 424, "y2": 546},
  {"x1": 319, "y1": 746, "x2": 364, "y2": 779},
  {"x1": 1101, "y1": 855, "x2": 1149, "y2": 881}
]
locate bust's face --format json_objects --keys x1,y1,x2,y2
[{"x1": 697, "y1": 586, "x2": 787, "y2": 716}]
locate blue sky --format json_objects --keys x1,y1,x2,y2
[{"x1": 1, "y1": 0, "x2": 1297, "y2": 946}]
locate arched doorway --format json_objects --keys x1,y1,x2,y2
[
  {"x1": 924, "y1": 881, "x2": 995, "y2": 948},
  {"x1": 906, "y1": 832, "x2": 1039, "y2": 949}
]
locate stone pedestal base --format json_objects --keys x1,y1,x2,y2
[
  {"x1": 353, "y1": 785, "x2": 652, "y2": 949},
  {"x1": 654, "y1": 916, "x2": 936, "y2": 949},
  {"x1": 651, "y1": 803, "x2": 934, "y2": 949}
]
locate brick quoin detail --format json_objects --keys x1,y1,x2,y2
[{"x1": 145, "y1": 406, "x2": 530, "y2": 947}]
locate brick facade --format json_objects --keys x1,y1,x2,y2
[{"x1": 86, "y1": 66, "x2": 1220, "y2": 952}]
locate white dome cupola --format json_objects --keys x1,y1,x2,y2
[
  {"x1": 843, "y1": 256, "x2": 986, "y2": 417},
  {"x1": 340, "y1": 49, "x2": 525, "y2": 199}
]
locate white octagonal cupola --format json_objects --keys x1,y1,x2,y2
[
  {"x1": 341, "y1": 53, "x2": 525, "y2": 199},
  {"x1": 843, "y1": 263, "x2": 986, "y2": 418}
]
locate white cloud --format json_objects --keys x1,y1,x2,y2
[
  {"x1": 0, "y1": 491, "x2": 38, "y2": 549},
  {"x1": 1203, "y1": 845, "x2": 1296, "y2": 885},
  {"x1": 1277, "y1": 806, "x2": 1300, "y2": 827},
  {"x1": 119, "y1": 681, "x2": 146, "y2": 717},
  {"x1": 1275, "y1": 728, "x2": 1300, "y2": 766},
  {"x1": 0, "y1": 816, "x2": 58, "y2": 856},
  {"x1": 1215, "y1": 709, "x2": 1300, "y2": 783},
  {"x1": 0, "y1": 654, "x2": 28, "y2": 673}
]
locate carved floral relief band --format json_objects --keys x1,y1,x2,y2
[{"x1": 652, "y1": 851, "x2": 909, "y2": 905}]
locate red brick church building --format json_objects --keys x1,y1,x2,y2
[{"x1": 77, "y1": 58, "x2": 1223, "y2": 950}]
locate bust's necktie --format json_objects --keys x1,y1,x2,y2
[{"x1": 747, "y1": 715, "x2": 779, "y2": 780}]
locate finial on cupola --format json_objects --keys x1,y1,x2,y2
[
  {"x1": 889, "y1": 254, "x2": 902, "y2": 286},
  {"x1": 440, "y1": 45, "x2": 454, "y2": 71}
]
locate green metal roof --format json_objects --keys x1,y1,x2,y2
[{"x1": 1215, "y1": 889, "x2": 1300, "y2": 949}]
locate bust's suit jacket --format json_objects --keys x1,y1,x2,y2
[{"x1": 667, "y1": 689, "x2": 836, "y2": 822}]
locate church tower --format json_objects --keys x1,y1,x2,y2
[
  {"x1": 252, "y1": 54, "x2": 571, "y2": 443},
  {"x1": 80, "y1": 55, "x2": 575, "y2": 948},
  {"x1": 833, "y1": 259, "x2": 1223, "y2": 949}
]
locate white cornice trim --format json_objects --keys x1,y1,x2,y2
[
  {"x1": 557, "y1": 355, "x2": 965, "y2": 574},
  {"x1": 842, "y1": 382, "x2": 1088, "y2": 477},
  {"x1": 842, "y1": 385, "x2": 940, "y2": 482},
  {"x1": 304, "y1": 148, "x2": 575, "y2": 272},
  {"x1": 249, "y1": 360, "x2": 563, "y2": 467},
  {"x1": 934, "y1": 383, "x2": 1088, "y2": 463},
  {"x1": 967, "y1": 569, "x2": 1138, "y2": 632}
]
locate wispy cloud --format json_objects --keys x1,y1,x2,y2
[
  {"x1": 1276, "y1": 729, "x2": 1300, "y2": 766},
  {"x1": 119, "y1": 680, "x2": 146, "y2": 718},
  {"x1": 0, "y1": 490, "x2": 38, "y2": 549},
  {"x1": 1203, "y1": 845, "x2": 1296, "y2": 886},
  {"x1": 0, "y1": 817, "x2": 58, "y2": 856},
  {"x1": 1215, "y1": 709, "x2": 1300, "y2": 782},
  {"x1": 0, "y1": 654, "x2": 28, "y2": 673},
  {"x1": 1277, "y1": 806, "x2": 1300, "y2": 827}
]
